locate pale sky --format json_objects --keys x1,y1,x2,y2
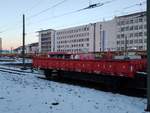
[{"x1": 0, "y1": 0, "x2": 146, "y2": 50}]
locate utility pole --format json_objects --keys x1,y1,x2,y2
[
  {"x1": 124, "y1": 36, "x2": 129, "y2": 59},
  {"x1": 146, "y1": 0, "x2": 150, "y2": 111},
  {"x1": 93, "y1": 23, "x2": 96, "y2": 52},
  {"x1": 22, "y1": 14, "x2": 26, "y2": 70}
]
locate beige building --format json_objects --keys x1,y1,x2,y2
[
  {"x1": 95, "y1": 20, "x2": 117, "y2": 52},
  {"x1": 116, "y1": 12, "x2": 146, "y2": 51}
]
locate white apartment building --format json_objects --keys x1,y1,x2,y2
[
  {"x1": 38, "y1": 11, "x2": 146, "y2": 53},
  {"x1": 116, "y1": 11, "x2": 147, "y2": 51},
  {"x1": 55, "y1": 24, "x2": 93, "y2": 53},
  {"x1": 55, "y1": 20, "x2": 117, "y2": 53},
  {"x1": 38, "y1": 29, "x2": 55, "y2": 53},
  {"x1": 38, "y1": 19, "x2": 117, "y2": 53}
]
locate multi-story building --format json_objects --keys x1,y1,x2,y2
[
  {"x1": 26, "y1": 42, "x2": 39, "y2": 54},
  {"x1": 116, "y1": 11, "x2": 147, "y2": 51},
  {"x1": 38, "y1": 11, "x2": 146, "y2": 53},
  {"x1": 38, "y1": 29, "x2": 55, "y2": 53},
  {"x1": 95, "y1": 20, "x2": 117, "y2": 52},
  {"x1": 55, "y1": 20, "x2": 117, "y2": 53},
  {"x1": 14, "y1": 42, "x2": 39, "y2": 54},
  {"x1": 55, "y1": 24, "x2": 93, "y2": 53},
  {"x1": 38, "y1": 20, "x2": 117, "y2": 53}
]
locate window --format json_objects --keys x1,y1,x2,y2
[
  {"x1": 134, "y1": 39, "x2": 138, "y2": 44},
  {"x1": 130, "y1": 33, "x2": 133, "y2": 38},
  {"x1": 125, "y1": 26, "x2": 129, "y2": 31},
  {"x1": 117, "y1": 41, "x2": 120, "y2": 44},
  {"x1": 121, "y1": 34, "x2": 124, "y2": 38},
  {"x1": 130, "y1": 26, "x2": 133, "y2": 30},
  {"x1": 134, "y1": 33, "x2": 138, "y2": 37},
  {"x1": 139, "y1": 18, "x2": 143, "y2": 22},
  {"x1": 121, "y1": 40, "x2": 124, "y2": 44},
  {"x1": 139, "y1": 39, "x2": 143, "y2": 43},
  {"x1": 130, "y1": 19, "x2": 133, "y2": 24},
  {"x1": 139, "y1": 46, "x2": 143, "y2": 50},
  {"x1": 134, "y1": 25, "x2": 138, "y2": 30},
  {"x1": 130, "y1": 40, "x2": 133, "y2": 44},
  {"x1": 139, "y1": 25, "x2": 143, "y2": 29},
  {"x1": 139, "y1": 32, "x2": 143, "y2": 37}
]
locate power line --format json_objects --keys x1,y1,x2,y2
[
  {"x1": 0, "y1": 0, "x2": 146, "y2": 34},
  {"x1": 26, "y1": 0, "x2": 117, "y2": 26},
  {"x1": 24, "y1": 0, "x2": 44, "y2": 14},
  {"x1": 27, "y1": 0, "x2": 68, "y2": 20},
  {"x1": 0, "y1": 0, "x2": 45, "y2": 33},
  {"x1": 114, "y1": 1, "x2": 146, "y2": 16},
  {"x1": 0, "y1": 0, "x2": 68, "y2": 33}
]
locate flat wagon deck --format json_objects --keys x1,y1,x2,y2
[{"x1": 33, "y1": 57, "x2": 147, "y2": 78}]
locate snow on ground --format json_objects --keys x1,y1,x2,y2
[{"x1": 0, "y1": 66, "x2": 148, "y2": 113}]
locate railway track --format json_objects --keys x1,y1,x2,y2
[
  {"x1": 0, "y1": 66, "x2": 40, "y2": 75},
  {"x1": 0, "y1": 66, "x2": 146, "y2": 98},
  {"x1": 37, "y1": 75, "x2": 146, "y2": 98}
]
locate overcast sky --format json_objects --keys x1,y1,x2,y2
[{"x1": 0, "y1": 0, "x2": 146, "y2": 50}]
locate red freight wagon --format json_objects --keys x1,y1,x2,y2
[
  {"x1": 33, "y1": 57, "x2": 146, "y2": 77},
  {"x1": 32, "y1": 55, "x2": 147, "y2": 89}
]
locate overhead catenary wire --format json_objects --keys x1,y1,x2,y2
[
  {"x1": 114, "y1": 1, "x2": 146, "y2": 16},
  {"x1": 27, "y1": 0, "x2": 68, "y2": 20},
  {"x1": 23, "y1": 0, "x2": 44, "y2": 14},
  {"x1": 26, "y1": 0, "x2": 117, "y2": 27},
  {"x1": 0, "y1": 0, "x2": 68, "y2": 33},
  {"x1": 0, "y1": 0, "x2": 47, "y2": 33},
  {"x1": 0, "y1": 0, "x2": 146, "y2": 35},
  {"x1": 0, "y1": 0, "x2": 115, "y2": 34},
  {"x1": 25, "y1": 0, "x2": 146, "y2": 36}
]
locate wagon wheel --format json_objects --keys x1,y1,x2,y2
[{"x1": 44, "y1": 69, "x2": 52, "y2": 78}]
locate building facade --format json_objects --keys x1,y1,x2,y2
[
  {"x1": 38, "y1": 20, "x2": 117, "y2": 53},
  {"x1": 38, "y1": 11, "x2": 146, "y2": 53},
  {"x1": 116, "y1": 12, "x2": 147, "y2": 51},
  {"x1": 14, "y1": 42, "x2": 39, "y2": 54},
  {"x1": 95, "y1": 20, "x2": 117, "y2": 52},
  {"x1": 38, "y1": 29, "x2": 55, "y2": 53},
  {"x1": 55, "y1": 20, "x2": 117, "y2": 53},
  {"x1": 26, "y1": 42, "x2": 39, "y2": 54},
  {"x1": 55, "y1": 24, "x2": 93, "y2": 53}
]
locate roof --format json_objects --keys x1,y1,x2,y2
[
  {"x1": 116, "y1": 11, "x2": 146, "y2": 18},
  {"x1": 37, "y1": 29, "x2": 55, "y2": 33}
]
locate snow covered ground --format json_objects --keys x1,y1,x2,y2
[{"x1": 0, "y1": 66, "x2": 148, "y2": 113}]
